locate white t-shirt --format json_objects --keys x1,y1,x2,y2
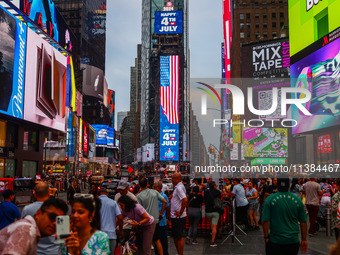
[{"x1": 170, "y1": 182, "x2": 187, "y2": 218}]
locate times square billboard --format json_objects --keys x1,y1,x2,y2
[
  {"x1": 241, "y1": 38, "x2": 290, "y2": 120},
  {"x1": 290, "y1": 26, "x2": 340, "y2": 134},
  {"x1": 154, "y1": 11, "x2": 183, "y2": 34},
  {"x1": 159, "y1": 55, "x2": 179, "y2": 161},
  {"x1": 0, "y1": 5, "x2": 27, "y2": 119}
]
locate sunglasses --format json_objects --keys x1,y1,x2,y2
[
  {"x1": 41, "y1": 209, "x2": 59, "y2": 222},
  {"x1": 74, "y1": 193, "x2": 94, "y2": 200}
]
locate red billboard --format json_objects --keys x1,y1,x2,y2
[
  {"x1": 83, "y1": 122, "x2": 89, "y2": 157},
  {"x1": 223, "y1": 0, "x2": 232, "y2": 81}
]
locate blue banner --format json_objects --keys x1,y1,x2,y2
[
  {"x1": 159, "y1": 56, "x2": 179, "y2": 161},
  {"x1": 0, "y1": 6, "x2": 27, "y2": 119},
  {"x1": 92, "y1": 124, "x2": 115, "y2": 148},
  {"x1": 155, "y1": 11, "x2": 183, "y2": 34}
]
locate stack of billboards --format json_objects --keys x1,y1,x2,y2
[{"x1": 239, "y1": 38, "x2": 291, "y2": 163}]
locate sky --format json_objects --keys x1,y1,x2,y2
[{"x1": 105, "y1": 0, "x2": 224, "y2": 116}]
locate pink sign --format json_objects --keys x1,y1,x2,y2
[{"x1": 243, "y1": 128, "x2": 262, "y2": 141}]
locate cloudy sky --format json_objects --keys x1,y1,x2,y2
[{"x1": 105, "y1": 0, "x2": 224, "y2": 116}]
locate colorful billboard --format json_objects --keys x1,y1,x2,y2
[
  {"x1": 291, "y1": 26, "x2": 340, "y2": 134},
  {"x1": 107, "y1": 89, "x2": 115, "y2": 127},
  {"x1": 154, "y1": 11, "x2": 183, "y2": 34},
  {"x1": 241, "y1": 38, "x2": 290, "y2": 119},
  {"x1": 159, "y1": 55, "x2": 179, "y2": 161},
  {"x1": 0, "y1": 6, "x2": 27, "y2": 119},
  {"x1": 243, "y1": 128, "x2": 288, "y2": 158},
  {"x1": 67, "y1": 109, "x2": 74, "y2": 157},
  {"x1": 223, "y1": 0, "x2": 232, "y2": 80},
  {"x1": 19, "y1": 0, "x2": 77, "y2": 52},
  {"x1": 289, "y1": 0, "x2": 340, "y2": 56},
  {"x1": 92, "y1": 124, "x2": 115, "y2": 148},
  {"x1": 24, "y1": 28, "x2": 67, "y2": 132},
  {"x1": 83, "y1": 122, "x2": 89, "y2": 157}
]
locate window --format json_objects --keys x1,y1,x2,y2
[
  {"x1": 255, "y1": 23, "x2": 259, "y2": 28},
  {"x1": 247, "y1": 32, "x2": 250, "y2": 38},
  {"x1": 272, "y1": 32, "x2": 277, "y2": 38},
  {"x1": 272, "y1": 22, "x2": 276, "y2": 28},
  {"x1": 240, "y1": 13, "x2": 245, "y2": 19},
  {"x1": 272, "y1": 13, "x2": 276, "y2": 18},
  {"x1": 22, "y1": 161, "x2": 37, "y2": 178},
  {"x1": 256, "y1": 32, "x2": 260, "y2": 38},
  {"x1": 263, "y1": 23, "x2": 267, "y2": 28},
  {"x1": 280, "y1": 12, "x2": 284, "y2": 18},
  {"x1": 263, "y1": 32, "x2": 268, "y2": 37},
  {"x1": 263, "y1": 13, "x2": 267, "y2": 19},
  {"x1": 246, "y1": 13, "x2": 250, "y2": 19},
  {"x1": 23, "y1": 130, "x2": 39, "y2": 152},
  {"x1": 240, "y1": 32, "x2": 245, "y2": 38},
  {"x1": 262, "y1": 1, "x2": 267, "y2": 4},
  {"x1": 240, "y1": 23, "x2": 245, "y2": 29},
  {"x1": 255, "y1": 13, "x2": 259, "y2": 19},
  {"x1": 280, "y1": 22, "x2": 284, "y2": 28},
  {"x1": 246, "y1": 23, "x2": 251, "y2": 28}
]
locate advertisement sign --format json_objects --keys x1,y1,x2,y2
[
  {"x1": 251, "y1": 158, "x2": 286, "y2": 165},
  {"x1": 289, "y1": 0, "x2": 340, "y2": 56},
  {"x1": 241, "y1": 38, "x2": 290, "y2": 119},
  {"x1": 291, "y1": 27, "x2": 340, "y2": 134},
  {"x1": 83, "y1": 122, "x2": 89, "y2": 157},
  {"x1": 67, "y1": 109, "x2": 74, "y2": 157},
  {"x1": 223, "y1": 0, "x2": 232, "y2": 80},
  {"x1": 24, "y1": 28, "x2": 67, "y2": 131},
  {"x1": 0, "y1": 6, "x2": 27, "y2": 119},
  {"x1": 243, "y1": 128, "x2": 288, "y2": 158},
  {"x1": 159, "y1": 56, "x2": 179, "y2": 161},
  {"x1": 79, "y1": 118, "x2": 82, "y2": 158},
  {"x1": 88, "y1": 14, "x2": 106, "y2": 37},
  {"x1": 81, "y1": 63, "x2": 107, "y2": 100},
  {"x1": 154, "y1": 11, "x2": 183, "y2": 34},
  {"x1": 230, "y1": 143, "x2": 238, "y2": 160},
  {"x1": 19, "y1": 0, "x2": 77, "y2": 52},
  {"x1": 76, "y1": 90, "x2": 83, "y2": 117},
  {"x1": 92, "y1": 124, "x2": 115, "y2": 148}
]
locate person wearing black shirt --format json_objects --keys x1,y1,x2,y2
[
  {"x1": 204, "y1": 181, "x2": 221, "y2": 247},
  {"x1": 258, "y1": 179, "x2": 269, "y2": 224},
  {"x1": 67, "y1": 180, "x2": 81, "y2": 204},
  {"x1": 186, "y1": 186, "x2": 203, "y2": 245},
  {"x1": 265, "y1": 178, "x2": 278, "y2": 197}
]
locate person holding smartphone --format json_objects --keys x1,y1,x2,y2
[{"x1": 59, "y1": 194, "x2": 110, "y2": 255}]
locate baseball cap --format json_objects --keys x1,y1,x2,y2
[{"x1": 117, "y1": 181, "x2": 129, "y2": 190}]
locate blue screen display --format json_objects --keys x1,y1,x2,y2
[{"x1": 155, "y1": 11, "x2": 183, "y2": 34}]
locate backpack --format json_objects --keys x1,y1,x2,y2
[{"x1": 208, "y1": 190, "x2": 224, "y2": 214}]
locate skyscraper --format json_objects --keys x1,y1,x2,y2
[{"x1": 140, "y1": 0, "x2": 190, "y2": 163}]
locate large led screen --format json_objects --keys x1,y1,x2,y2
[
  {"x1": 92, "y1": 124, "x2": 114, "y2": 148},
  {"x1": 0, "y1": 6, "x2": 27, "y2": 119},
  {"x1": 243, "y1": 128, "x2": 288, "y2": 158},
  {"x1": 81, "y1": 63, "x2": 107, "y2": 100},
  {"x1": 154, "y1": 11, "x2": 183, "y2": 34},
  {"x1": 291, "y1": 27, "x2": 340, "y2": 134},
  {"x1": 20, "y1": 0, "x2": 77, "y2": 52},
  {"x1": 24, "y1": 28, "x2": 67, "y2": 132},
  {"x1": 159, "y1": 55, "x2": 179, "y2": 161},
  {"x1": 241, "y1": 38, "x2": 290, "y2": 119}
]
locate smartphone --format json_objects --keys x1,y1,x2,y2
[{"x1": 56, "y1": 215, "x2": 70, "y2": 244}]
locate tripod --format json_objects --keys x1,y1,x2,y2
[{"x1": 221, "y1": 198, "x2": 247, "y2": 245}]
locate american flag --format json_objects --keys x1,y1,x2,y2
[{"x1": 160, "y1": 55, "x2": 179, "y2": 124}]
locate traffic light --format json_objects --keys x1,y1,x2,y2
[
  {"x1": 147, "y1": 151, "x2": 149, "y2": 157},
  {"x1": 185, "y1": 151, "x2": 188, "y2": 157},
  {"x1": 65, "y1": 156, "x2": 68, "y2": 164}
]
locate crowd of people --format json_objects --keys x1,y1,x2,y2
[{"x1": 2, "y1": 174, "x2": 340, "y2": 255}]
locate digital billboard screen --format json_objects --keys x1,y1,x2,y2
[
  {"x1": 0, "y1": 6, "x2": 27, "y2": 119},
  {"x1": 159, "y1": 55, "x2": 179, "y2": 161},
  {"x1": 92, "y1": 124, "x2": 115, "y2": 148},
  {"x1": 243, "y1": 128, "x2": 288, "y2": 158},
  {"x1": 291, "y1": 26, "x2": 340, "y2": 134},
  {"x1": 241, "y1": 38, "x2": 290, "y2": 119},
  {"x1": 20, "y1": 0, "x2": 77, "y2": 52},
  {"x1": 81, "y1": 63, "x2": 107, "y2": 100},
  {"x1": 154, "y1": 11, "x2": 183, "y2": 34},
  {"x1": 24, "y1": 28, "x2": 67, "y2": 132}
]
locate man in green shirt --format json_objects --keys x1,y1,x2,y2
[{"x1": 262, "y1": 178, "x2": 308, "y2": 255}]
